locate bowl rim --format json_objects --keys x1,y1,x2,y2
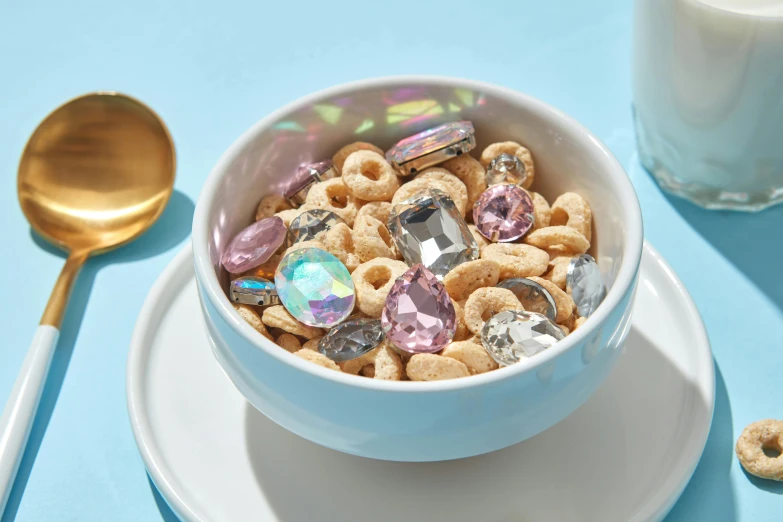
[{"x1": 192, "y1": 75, "x2": 644, "y2": 393}]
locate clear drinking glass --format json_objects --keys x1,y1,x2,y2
[{"x1": 633, "y1": 0, "x2": 783, "y2": 211}]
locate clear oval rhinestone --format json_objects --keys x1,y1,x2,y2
[
  {"x1": 472, "y1": 184, "x2": 535, "y2": 242},
  {"x1": 274, "y1": 247, "x2": 355, "y2": 327},
  {"x1": 566, "y1": 254, "x2": 606, "y2": 318},
  {"x1": 496, "y1": 278, "x2": 557, "y2": 322},
  {"x1": 486, "y1": 153, "x2": 527, "y2": 186},
  {"x1": 318, "y1": 318, "x2": 385, "y2": 362},
  {"x1": 288, "y1": 209, "x2": 346, "y2": 245},
  {"x1": 481, "y1": 310, "x2": 565, "y2": 366},
  {"x1": 229, "y1": 277, "x2": 279, "y2": 307}
]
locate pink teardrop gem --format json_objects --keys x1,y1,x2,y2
[{"x1": 381, "y1": 264, "x2": 456, "y2": 354}]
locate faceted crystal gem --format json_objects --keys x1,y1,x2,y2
[
  {"x1": 229, "y1": 277, "x2": 280, "y2": 307},
  {"x1": 288, "y1": 209, "x2": 346, "y2": 245},
  {"x1": 481, "y1": 310, "x2": 565, "y2": 366},
  {"x1": 386, "y1": 121, "x2": 476, "y2": 175},
  {"x1": 284, "y1": 159, "x2": 337, "y2": 206},
  {"x1": 381, "y1": 264, "x2": 456, "y2": 354},
  {"x1": 274, "y1": 247, "x2": 355, "y2": 327},
  {"x1": 496, "y1": 278, "x2": 557, "y2": 322},
  {"x1": 473, "y1": 184, "x2": 535, "y2": 242},
  {"x1": 486, "y1": 152, "x2": 528, "y2": 186},
  {"x1": 318, "y1": 318, "x2": 385, "y2": 362},
  {"x1": 221, "y1": 216, "x2": 287, "y2": 274},
  {"x1": 567, "y1": 254, "x2": 607, "y2": 318},
  {"x1": 388, "y1": 189, "x2": 478, "y2": 280}
]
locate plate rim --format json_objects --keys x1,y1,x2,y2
[{"x1": 126, "y1": 241, "x2": 715, "y2": 522}]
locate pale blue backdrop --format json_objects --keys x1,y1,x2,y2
[{"x1": 1, "y1": 0, "x2": 781, "y2": 520}]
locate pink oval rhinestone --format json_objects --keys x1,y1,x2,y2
[
  {"x1": 472, "y1": 185, "x2": 535, "y2": 242},
  {"x1": 221, "y1": 216, "x2": 287, "y2": 274},
  {"x1": 381, "y1": 264, "x2": 456, "y2": 354}
]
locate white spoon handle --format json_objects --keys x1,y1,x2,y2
[{"x1": 0, "y1": 325, "x2": 59, "y2": 514}]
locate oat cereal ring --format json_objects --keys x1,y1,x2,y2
[
  {"x1": 451, "y1": 299, "x2": 471, "y2": 342},
  {"x1": 542, "y1": 256, "x2": 573, "y2": 290},
  {"x1": 281, "y1": 240, "x2": 326, "y2": 259},
  {"x1": 341, "y1": 151, "x2": 400, "y2": 202},
  {"x1": 573, "y1": 317, "x2": 587, "y2": 331},
  {"x1": 550, "y1": 192, "x2": 593, "y2": 242},
  {"x1": 301, "y1": 336, "x2": 323, "y2": 351},
  {"x1": 304, "y1": 178, "x2": 364, "y2": 226},
  {"x1": 467, "y1": 224, "x2": 490, "y2": 251},
  {"x1": 356, "y1": 201, "x2": 392, "y2": 224},
  {"x1": 352, "y1": 215, "x2": 397, "y2": 262},
  {"x1": 736, "y1": 419, "x2": 783, "y2": 481},
  {"x1": 479, "y1": 141, "x2": 535, "y2": 189},
  {"x1": 527, "y1": 276, "x2": 574, "y2": 323},
  {"x1": 262, "y1": 305, "x2": 323, "y2": 339},
  {"x1": 441, "y1": 154, "x2": 487, "y2": 212},
  {"x1": 559, "y1": 325, "x2": 570, "y2": 335},
  {"x1": 415, "y1": 168, "x2": 469, "y2": 215},
  {"x1": 443, "y1": 259, "x2": 501, "y2": 301},
  {"x1": 332, "y1": 141, "x2": 384, "y2": 173},
  {"x1": 391, "y1": 175, "x2": 467, "y2": 216},
  {"x1": 351, "y1": 258, "x2": 409, "y2": 318},
  {"x1": 463, "y1": 287, "x2": 525, "y2": 336},
  {"x1": 274, "y1": 207, "x2": 309, "y2": 228},
  {"x1": 530, "y1": 192, "x2": 552, "y2": 231},
  {"x1": 256, "y1": 194, "x2": 293, "y2": 221},
  {"x1": 407, "y1": 353, "x2": 470, "y2": 381},
  {"x1": 360, "y1": 365, "x2": 375, "y2": 377},
  {"x1": 524, "y1": 226, "x2": 590, "y2": 255},
  {"x1": 276, "y1": 333, "x2": 302, "y2": 353},
  {"x1": 373, "y1": 343, "x2": 403, "y2": 380},
  {"x1": 233, "y1": 304, "x2": 274, "y2": 341},
  {"x1": 293, "y1": 349, "x2": 341, "y2": 372},
  {"x1": 322, "y1": 223, "x2": 361, "y2": 272},
  {"x1": 481, "y1": 243, "x2": 550, "y2": 280},
  {"x1": 441, "y1": 339, "x2": 499, "y2": 375},
  {"x1": 558, "y1": 313, "x2": 576, "y2": 335}
]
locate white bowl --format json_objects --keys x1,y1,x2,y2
[{"x1": 192, "y1": 76, "x2": 643, "y2": 462}]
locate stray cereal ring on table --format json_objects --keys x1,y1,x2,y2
[
  {"x1": 443, "y1": 259, "x2": 501, "y2": 301},
  {"x1": 233, "y1": 304, "x2": 273, "y2": 341},
  {"x1": 293, "y1": 349, "x2": 341, "y2": 371},
  {"x1": 304, "y1": 177, "x2": 364, "y2": 226},
  {"x1": 542, "y1": 256, "x2": 573, "y2": 290},
  {"x1": 524, "y1": 226, "x2": 590, "y2": 255},
  {"x1": 441, "y1": 339, "x2": 499, "y2": 375},
  {"x1": 256, "y1": 194, "x2": 292, "y2": 221},
  {"x1": 352, "y1": 215, "x2": 398, "y2": 262},
  {"x1": 479, "y1": 141, "x2": 535, "y2": 189},
  {"x1": 391, "y1": 173, "x2": 467, "y2": 216},
  {"x1": 332, "y1": 141, "x2": 384, "y2": 173},
  {"x1": 322, "y1": 223, "x2": 361, "y2": 272},
  {"x1": 736, "y1": 419, "x2": 783, "y2": 481},
  {"x1": 463, "y1": 287, "x2": 525, "y2": 336},
  {"x1": 356, "y1": 201, "x2": 392, "y2": 224},
  {"x1": 351, "y1": 258, "x2": 408, "y2": 318},
  {"x1": 530, "y1": 192, "x2": 552, "y2": 231},
  {"x1": 275, "y1": 333, "x2": 302, "y2": 353},
  {"x1": 341, "y1": 151, "x2": 400, "y2": 202},
  {"x1": 407, "y1": 353, "x2": 470, "y2": 381},
  {"x1": 550, "y1": 192, "x2": 593, "y2": 242},
  {"x1": 527, "y1": 276, "x2": 574, "y2": 323},
  {"x1": 441, "y1": 154, "x2": 487, "y2": 212},
  {"x1": 481, "y1": 243, "x2": 550, "y2": 280},
  {"x1": 262, "y1": 305, "x2": 323, "y2": 339}
]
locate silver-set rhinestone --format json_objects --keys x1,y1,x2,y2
[
  {"x1": 288, "y1": 209, "x2": 346, "y2": 245},
  {"x1": 486, "y1": 153, "x2": 528, "y2": 187},
  {"x1": 496, "y1": 278, "x2": 557, "y2": 322},
  {"x1": 318, "y1": 318, "x2": 385, "y2": 362},
  {"x1": 566, "y1": 254, "x2": 606, "y2": 318},
  {"x1": 387, "y1": 188, "x2": 478, "y2": 280},
  {"x1": 229, "y1": 277, "x2": 280, "y2": 307},
  {"x1": 481, "y1": 310, "x2": 565, "y2": 366}
]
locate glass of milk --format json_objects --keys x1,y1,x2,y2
[{"x1": 633, "y1": 0, "x2": 783, "y2": 211}]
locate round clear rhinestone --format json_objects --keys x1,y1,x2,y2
[
  {"x1": 318, "y1": 318, "x2": 385, "y2": 362},
  {"x1": 496, "y1": 278, "x2": 557, "y2": 322},
  {"x1": 486, "y1": 153, "x2": 527, "y2": 186},
  {"x1": 288, "y1": 209, "x2": 346, "y2": 244},
  {"x1": 566, "y1": 254, "x2": 606, "y2": 318},
  {"x1": 481, "y1": 310, "x2": 565, "y2": 366}
]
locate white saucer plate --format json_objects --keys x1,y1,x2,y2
[{"x1": 127, "y1": 242, "x2": 714, "y2": 522}]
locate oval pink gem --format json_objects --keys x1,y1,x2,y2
[
  {"x1": 473, "y1": 185, "x2": 534, "y2": 242},
  {"x1": 221, "y1": 216, "x2": 286, "y2": 274},
  {"x1": 381, "y1": 264, "x2": 456, "y2": 354}
]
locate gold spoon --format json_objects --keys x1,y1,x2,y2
[{"x1": 0, "y1": 92, "x2": 175, "y2": 512}]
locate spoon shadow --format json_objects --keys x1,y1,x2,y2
[{"x1": 0, "y1": 189, "x2": 194, "y2": 522}]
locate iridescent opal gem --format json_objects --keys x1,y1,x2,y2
[
  {"x1": 473, "y1": 184, "x2": 534, "y2": 242},
  {"x1": 496, "y1": 278, "x2": 557, "y2": 322},
  {"x1": 388, "y1": 189, "x2": 478, "y2": 280},
  {"x1": 274, "y1": 247, "x2": 355, "y2": 327},
  {"x1": 386, "y1": 121, "x2": 476, "y2": 175},
  {"x1": 318, "y1": 318, "x2": 385, "y2": 362},
  {"x1": 284, "y1": 159, "x2": 337, "y2": 207},
  {"x1": 288, "y1": 209, "x2": 346, "y2": 245},
  {"x1": 229, "y1": 277, "x2": 280, "y2": 307},
  {"x1": 567, "y1": 254, "x2": 606, "y2": 318},
  {"x1": 481, "y1": 310, "x2": 565, "y2": 366},
  {"x1": 486, "y1": 153, "x2": 528, "y2": 186},
  {"x1": 381, "y1": 264, "x2": 456, "y2": 354},
  {"x1": 221, "y1": 216, "x2": 287, "y2": 274}
]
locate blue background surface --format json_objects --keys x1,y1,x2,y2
[{"x1": 1, "y1": 0, "x2": 782, "y2": 520}]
